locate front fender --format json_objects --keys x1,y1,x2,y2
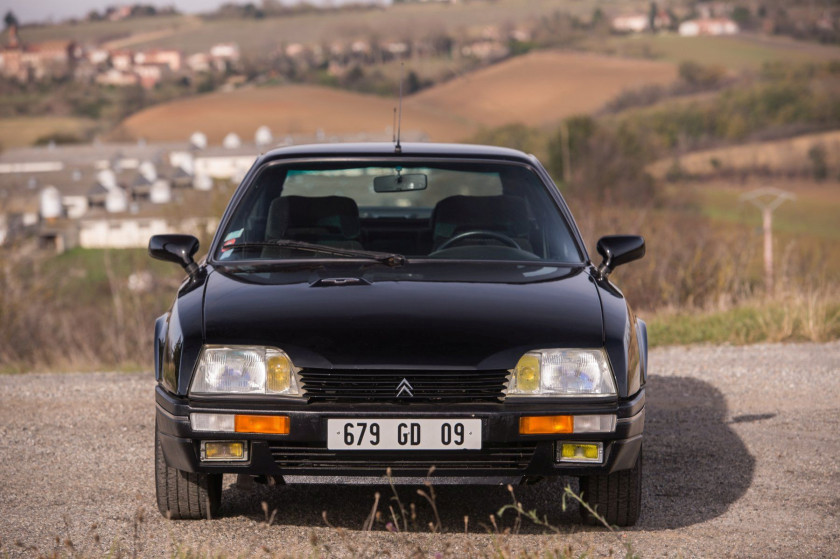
[
  {"x1": 158, "y1": 273, "x2": 208, "y2": 395},
  {"x1": 596, "y1": 277, "x2": 643, "y2": 398},
  {"x1": 637, "y1": 318, "x2": 648, "y2": 385},
  {"x1": 154, "y1": 313, "x2": 168, "y2": 383}
]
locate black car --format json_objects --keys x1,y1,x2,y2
[{"x1": 150, "y1": 142, "x2": 647, "y2": 525}]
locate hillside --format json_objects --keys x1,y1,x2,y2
[
  {"x1": 117, "y1": 50, "x2": 678, "y2": 143},
  {"x1": 408, "y1": 50, "x2": 677, "y2": 129},
  {"x1": 583, "y1": 32, "x2": 840, "y2": 71},
  {"x1": 116, "y1": 84, "x2": 476, "y2": 143},
  {"x1": 4, "y1": 0, "x2": 622, "y2": 55},
  {"x1": 648, "y1": 130, "x2": 840, "y2": 178}
]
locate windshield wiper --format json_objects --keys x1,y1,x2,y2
[{"x1": 221, "y1": 240, "x2": 407, "y2": 267}]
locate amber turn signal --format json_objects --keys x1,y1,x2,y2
[
  {"x1": 519, "y1": 415, "x2": 574, "y2": 434},
  {"x1": 234, "y1": 414, "x2": 289, "y2": 434}
]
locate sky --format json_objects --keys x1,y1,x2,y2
[{"x1": 4, "y1": 0, "x2": 387, "y2": 24}]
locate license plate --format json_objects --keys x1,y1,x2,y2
[{"x1": 327, "y1": 419, "x2": 481, "y2": 450}]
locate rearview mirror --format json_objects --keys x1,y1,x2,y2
[
  {"x1": 596, "y1": 235, "x2": 645, "y2": 280},
  {"x1": 149, "y1": 234, "x2": 200, "y2": 278},
  {"x1": 373, "y1": 173, "x2": 428, "y2": 193}
]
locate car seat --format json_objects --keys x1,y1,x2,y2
[{"x1": 264, "y1": 195, "x2": 363, "y2": 249}]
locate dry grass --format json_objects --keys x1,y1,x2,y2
[
  {"x1": 0, "y1": 482, "x2": 638, "y2": 559},
  {"x1": 649, "y1": 288, "x2": 840, "y2": 347},
  {"x1": 647, "y1": 129, "x2": 840, "y2": 178},
  {"x1": 0, "y1": 116, "x2": 96, "y2": 148}
]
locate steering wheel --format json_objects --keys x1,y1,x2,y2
[{"x1": 436, "y1": 230, "x2": 520, "y2": 251}]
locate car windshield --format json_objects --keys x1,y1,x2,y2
[{"x1": 215, "y1": 160, "x2": 582, "y2": 264}]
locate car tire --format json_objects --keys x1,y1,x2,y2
[
  {"x1": 155, "y1": 425, "x2": 222, "y2": 520},
  {"x1": 578, "y1": 445, "x2": 642, "y2": 527}
]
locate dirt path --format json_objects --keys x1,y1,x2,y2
[
  {"x1": 100, "y1": 16, "x2": 203, "y2": 51},
  {"x1": 1, "y1": 342, "x2": 838, "y2": 558}
]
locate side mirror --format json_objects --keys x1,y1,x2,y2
[
  {"x1": 596, "y1": 235, "x2": 645, "y2": 280},
  {"x1": 149, "y1": 234, "x2": 200, "y2": 278}
]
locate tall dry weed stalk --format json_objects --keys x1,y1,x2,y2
[{"x1": 0, "y1": 245, "x2": 178, "y2": 372}]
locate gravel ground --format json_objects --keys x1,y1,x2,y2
[{"x1": 1, "y1": 342, "x2": 839, "y2": 558}]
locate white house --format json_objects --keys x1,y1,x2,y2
[
  {"x1": 78, "y1": 217, "x2": 216, "y2": 249},
  {"x1": 39, "y1": 186, "x2": 62, "y2": 220},
  {"x1": 149, "y1": 179, "x2": 172, "y2": 204},
  {"x1": 62, "y1": 195, "x2": 89, "y2": 219},
  {"x1": 105, "y1": 187, "x2": 128, "y2": 213},
  {"x1": 679, "y1": 18, "x2": 739, "y2": 36},
  {"x1": 612, "y1": 14, "x2": 649, "y2": 33},
  {"x1": 169, "y1": 144, "x2": 257, "y2": 189}
]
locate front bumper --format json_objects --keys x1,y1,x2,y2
[{"x1": 155, "y1": 386, "x2": 644, "y2": 485}]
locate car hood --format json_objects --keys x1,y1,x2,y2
[{"x1": 202, "y1": 265, "x2": 604, "y2": 370}]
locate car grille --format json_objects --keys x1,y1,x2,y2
[
  {"x1": 298, "y1": 368, "x2": 510, "y2": 403},
  {"x1": 268, "y1": 442, "x2": 536, "y2": 473}
]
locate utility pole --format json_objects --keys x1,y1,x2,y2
[
  {"x1": 560, "y1": 120, "x2": 571, "y2": 184},
  {"x1": 740, "y1": 188, "x2": 795, "y2": 296}
]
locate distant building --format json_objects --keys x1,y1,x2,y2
[
  {"x1": 96, "y1": 68, "x2": 140, "y2": 87},
  {"x1": 0, "y1": 24, "x2": 77, "y2": 81},
  {"x1": 133, "y1": 63, "x2": 169, "y2": 89},
  {"x1": 107, "y1": 5, "x2": 133, "y2": 21},
  {"x1": 110, "y1": 50, "x2": 134, "y2": 71},
  {"x1": 612, "y1": 14, "x2": 650, "y2": 33},
  {"x1": 135, "y1": 49, "x2": 182, "y2": 72},
  {"x1": 679, "y1": 18, "x2": 739, "y2": 36},
  {"x1": 460, "y1": 40, "x2": 509, "y2": 61},
  {"x1": 612, "y1": 11, "x2": 673, "y2": 33},
  {"x1": 209, "y1": 43, "x2": 240, "y2": 70},
  {"x1": 79, "y1": 217, "x2": 215, "y2": 249},
  {"x1": 210, "y1": 43, "x2": 240, "y2": 60},
  {"x1": 86, "y1": 48, "x2": 110, "y2": 66},
  {"x1": 186, "y1": 53, "x2": 211, "y2": 73}
]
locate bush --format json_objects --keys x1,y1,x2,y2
[
  {"x1": 548, "y1": 116, "x2": 659, "y2": 206},
  {"x1": 678, "y1": 61, "x2": 727, "y2": 89},
  {"x1": 34, "y1": 132, "x2": 84, "y2": 146},
  {"x1": 807, "y1": 143, "x2": 828, "y2": 180}
]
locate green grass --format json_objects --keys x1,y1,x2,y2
[
  {"x1": 584, "y1": 33, "x2": 840, "y2": 71},
  {"x1": 684, "y1": 184, "x2": 840, "y2": 241},
  {"x1": 43, "y1": 247, "x2": 181, "y2": 305}
]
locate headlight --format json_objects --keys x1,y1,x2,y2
[
  {"x1": 190, "y1": 345, "x2": 304, "y2": 396},
  {"x1": 506, "y1": 349, "x2": 616, "y2": 397}
]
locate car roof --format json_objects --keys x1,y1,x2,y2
[{"x1": 258, "y1": 142, "x2": 536, "y2": 165}]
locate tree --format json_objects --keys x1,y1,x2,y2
[
  {"x1": 4, "y1": 10, "x2": 19, "y2": 29},
  {"x1": 648, "y1": 2, "x2": 658, "y2": 33}
]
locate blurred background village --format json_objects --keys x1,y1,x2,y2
[{"x1": 0, "y1": 0, "x2": 838, "y2": 372}]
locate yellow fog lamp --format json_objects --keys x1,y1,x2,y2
[
  {"x1": 201, "y1": 441, "x2": 248, "y2": 462},
  {"x1": 557, "y1": 442, "x2": 603, "y2": 463}
]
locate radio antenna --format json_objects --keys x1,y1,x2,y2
[
  {"x1": 392, "y1": 107, "x2": 397, "y2": 143},
  {"x1": 395, "y1": 62, "x2": 404, "y2": 153}
]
